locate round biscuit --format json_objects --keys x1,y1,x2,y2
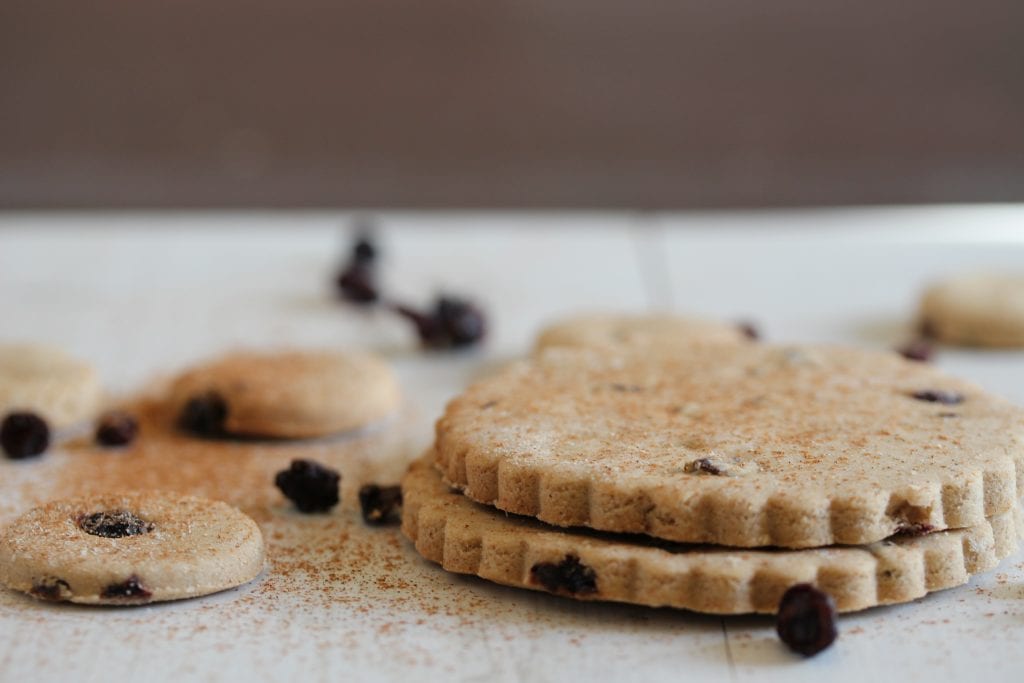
[
  {"x1": 0, "y1": 343, "x2": 102, "y2": 428},
  {"x1": 919, "y1": 273, "x2": 1024, "y2": 347},
  {"x1": 0, "y1": 491, "x2": 265, "y2": 605},
  {"x1": 168, "y1": 349, "x2": 401, "y2": 438},
  {"x1": 435, "y1": 344, "x2": 1024, "y2": 548},
  {"x1": 533, "y1": 313, "x2": 747, "y2": 353}
]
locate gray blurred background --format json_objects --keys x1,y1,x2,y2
[{"x1": 2, "y1": 0, "x2": 1023, "y2": 209}]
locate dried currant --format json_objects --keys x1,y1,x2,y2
[
  {"x1": 684, "y1": 458, "x2": 724, "y2": 475},
  {"x1": 530, "y1": 555, "x2": 597, "y2": 595},
  {"x1": 1, "y1": 412, "x2": 50, "y2": 459},
  {"x1": 776, "y1": 584, "x2": 838, "y2": 657},
  {"x1": 275, "y1": 459, "x2": 341, "y2": 513},
  {"x1": 336, "y1": 228, "x2": 380, "y2": 304},
  {"x1": 897, "y1": 339, "x2": 933, "y2": 363},
  {"x1": 101, "y1": 575, "x2": 152, "y2": 600},
  {"x1": 910, "y1": 389, "x2": 964, "y2": 405},
  {"x1": 79, "y1": 510, "x2": 154, "y2": 538},
  {"x1": 30, "y1": 578, "x2": 71, "y2": 602},
  {"x1": 178, "y1": 392, "x2": 228, "y2": 437},
  {"x1": 95, "y1": 411, "x2": 139, "y2": 447},
  {"x1": 358, "y1": 484, "x2": 402, "y2": 525},
  {"x1": 737, "y1": 321, "x2": 760, "y2": 340},
  {"x1": 392, "y1": 296, "x2": 487, "y2": 350}
]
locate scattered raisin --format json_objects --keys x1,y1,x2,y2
[
  {"x1": 530, "y1": 555, "x2": 597, "y2": 595},
  {"x1": 30, "y1": 578, "x2": 71, "y2": 601},
  {"x1": 101, "y1": 575, "x2": 152, "y2": 600},
  {"x1": 358, "y1": 484, "x2": 403, "y2": 525},
  {"x1": 336, "y1": 263, "x2": 379, "y2": 303},
  {"x1": 897, "y1": 339, "x2": 933, "y2": 362},
  {"x1": 776, "y1": 584, "x2": 838, "y2": 657},
  {"x1": 178, "y1": 392, "x2": 228, "y2": 437},
  {"x1": 684, "y1": 458, "x2": 723, "y2": 475},
  {"x1": 336, "y1": 228, "x2": 380, "y2": 304},
  {"x1": 392, "y1": 296, "x2": 487, "y2": 349},
  {"x1": 737, "y1": 321, "x2": 760, "y2": 340},
  {"x1": 79, "y1": 510, "x2": 154, "y2": 538},
  {"x1": 275, "y1": 459, "x2": 341, "y2": 513},
  {"x1": 910, "y1": 389, "x2": 964, "y2": 405},
  {"x1": 436, "y1": 297, "x2": 486, "y2": 347},
  {"x1": 95, "y1": 411, "x2": 139, "y2": 447},
  {"x1": 1, "y1": 412, "x2": 50, "y2": 459}
]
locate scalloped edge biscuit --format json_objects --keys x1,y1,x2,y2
[
  {"x1": 0, "y1": 491, "x2": 265, "y2": 604},
  {"x1": 168, "y1": 349, "x2": 401, "y2": 438},
  {"x1": 919, "y1": 273, "x2": 1024, "y2": 347},
  {"x1": 533, "y1": 313, "x2": 748, "y2": 353},
  {"x1": 403, "y1": 456, "x2": 1021, "y2": 614},
  {"x1": 0, "y1": 343, "x2": 102, "y2": 428},
  {"x1": 435, "y1": 344, "x2": 1024, "y2": 548}
]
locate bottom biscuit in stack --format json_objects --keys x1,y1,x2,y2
[{"x1": 402, "y1": 454, "x2": 1022, "y2": 614}]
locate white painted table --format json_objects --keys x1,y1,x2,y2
[{"x1": 1, "y1": 208, "x2": 1023, "y2": 682}]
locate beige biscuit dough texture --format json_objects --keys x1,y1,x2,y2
[
  {"x1": 402, "y1": 456, "x2": 1021, "y2": 614},
  {"x1": 533, "y1": 313, "x2": 748, "y2": 353},
  {"x1": 168, "y1": 349, "x2": 401, "y2": 438},
  {"x1": 919, "y1": 273, "x2": 1024, "y2": 347},
  {"x1": 435, "y1": 344, "x2": 1024, "y2": 548},
  {"x1": 0, "y1": 343, "x2": 102, "y2": 428},
  {"x1": 0, "y1": 491, "x2": 265, "y2": 604}
]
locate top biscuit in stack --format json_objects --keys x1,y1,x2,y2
[{"x1": 434, "y1": 339, "x2": 1024, "y2": 549}]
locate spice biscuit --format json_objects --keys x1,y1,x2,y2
[
  {"x1": 0, "y1": 491, "x2": 265, "y2": 605},
  {"x1": 435, "y1": 344, "x2": 1024, "y2": 548},
  {"x1": 403, "y1": 456, "x2": 1021, "y2": 614},
  {"x1": 0, "y1": 344, "x2": 101, "y2": 428},
  {"x1": 169, "y1": 349, "x2": 401, "y2": 439},
  {"x1": 919, "y1": 273, "x2": 1024, "y2": 347},
  {"x1": 533, "y1": 313, "x2": 748, "y2": 353}
]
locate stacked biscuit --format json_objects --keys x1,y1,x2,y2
[{"x1": 402, "y1": 314, "x2": 1024, "y2": 614}]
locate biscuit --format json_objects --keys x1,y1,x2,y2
[
  {"x1": 0, "y1": 491, "x2": 265, "y2": 604},
  {"x1": 533, "y1": 313, "x2": 747, "y2": 353},
  {"x1": 403, "y1": 456, "x2": 1021, "y2": 614},
  {"x1": 919, "y1": 273, "x2": 1024, "y2": 347},
  {"x1": 0, "y1": 344, "x2": 102, "y2": 428},
  {"x1": 435, "y1": 344, "x2": 1024, "y2": 548},
  {"x1": 169, "y1": 349, "x2": 401, "y2": 438}
]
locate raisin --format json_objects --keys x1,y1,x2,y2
[
  {"x1": 897, "y1": 339, "x2": 933, "y2": 362},
  {"x1": 95, "y1": 411, "x2": 139, "y2": 447},
  {"x1": 336, "y1": 228, "x2": 380, "y2": 303},
  {"x1": 737, "y1": 321, "x2": 760, "y2": 340},
  {"x1": 776, "y1": 584, "x2": 838, "y2": 657},
  {"x1": 30, "y1": 578, "x2": 70, "y2": 601},
  {"x1": 684, "y1": 458, "x2": 723, "y2": 475},
  {"x1": 358, "y1": 484, "x2": 402, "y2": 525},
  {"x1": 910, "y1": 389, "x2": 964, "y2": 405},
  {"x1": 336, "y1": 263, "x2": 379, "y2": 303},
  {"x1": 436, "y1": 297, "x2": 486, "y2": 347},
  {"x1": 101, "y1": 575, "x2": 152, "y2": 600},
  {"x1": 1, "y1": 412, "x2": 50, "y2": 459},
  {"x1": 530, "y1": 555, "x2": 597, "y2": 595},
  {"x1": 178, "y1": 392, "x2": 228, "y2": 437},
  {"x1": 79, "y1": 510, "x2": 154, "y2": 538},
  {"x1": 895, "y1": 522, "x2": 935, "y2": 536},
  {"x1": 392, "y1": 296, "x2": 487, "y2": 350},
  {"x1": 275, "y1": 459, "x2": 341, "y2": 513}
]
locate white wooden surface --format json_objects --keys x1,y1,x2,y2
[{"x1": 1, "y1": 208, "x2": 1023, "y2": 682}]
